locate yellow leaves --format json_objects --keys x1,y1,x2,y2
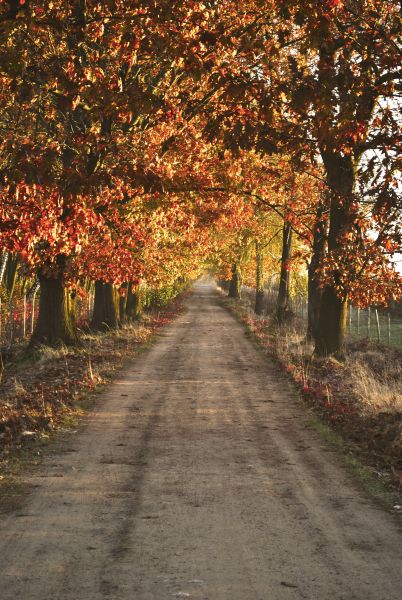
[
  {"x1": 89, "y1": 122, "x2": 101, "y2": 135},
  {"x1": 83, "y1": 67, "x2": 105, "y2": 84},
  {"x1": 72, "y1": 95, "x2": 80, "y2": 110}
]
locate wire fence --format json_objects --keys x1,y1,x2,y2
[
  {"x1": 3, "y1": 284, "x2": 402, "y2": 350},
  {"x1": 0, "y1": 295, "x2": 38, "y2": 348},
  {"x1": 241, "y1": 286, "x2": 402, "y2": 350},
  {"x1": 291, "y1": 296, "x2": 402, "y2": 349},
  {"x1": 0, "y1": 294, "x2": 93, "y2": 349}
]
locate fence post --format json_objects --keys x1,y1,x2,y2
[
  {"x1": 23, "y1": 294, "x2": 27, "y2": 338},
  {"x1": 31, "y1": 291, "x2": 37, "y2": 334},
  {"x1": 367, "y1": 307, "x2": 371, "y2": 338},
  {"x1": 388, "y1": 313, "x2": 391, "y2": 346},
  {"x1": 375, "y1": 308, "x2": 381, "y2": 343},
  {"x1": 357, "y1": 307, "x2": 360, "y2": 335},
  {"x1": 9, "y1": 298, "x2": 14, "y2": 345}
]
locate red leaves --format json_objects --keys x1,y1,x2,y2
[
  {"x1": 327, "y1": 0, "x2": 343, "y2": 9},
  {"x1": 0, "y1": 0, "x2": 400, "y2": 308}
]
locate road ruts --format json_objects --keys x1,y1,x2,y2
[{"x1": 0, "y1": 282, "x2": 401, "y2": 600}]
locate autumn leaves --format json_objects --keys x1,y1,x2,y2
[{"x1": 0, "y1": 1, "x2": 400, "y2": 351}]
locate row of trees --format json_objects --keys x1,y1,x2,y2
[{"x1": 0, "y1": 1, "x2": 401, "y2": 356}]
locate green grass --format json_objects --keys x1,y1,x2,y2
[{"x1": 346, "y1": 310, "x2": 402, "y2": 349}]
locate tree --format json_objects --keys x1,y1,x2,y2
[
  {"x1": 307, "y1": 197, "x2": 328, "y2": 341},
  {"x1": 0, "y1": 1, "x2": 214, "y2": 344},
  {"x1": 254, "y1": 241, "x2": 265, "y2": 315},
  {"x1": 1, "y1": 0, "x2": 400, "y2": 353},
  {"x1": 91, "y1": 281, "x2": 119, "y2": 332},
  {"x1": 276, "y1": 219, "x2": 293, "y2": 325},
  {"x1": 188, "y1": 0, "x2": 402, "y2": 355}
]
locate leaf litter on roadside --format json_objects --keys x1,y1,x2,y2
[{"x1": 0, "y1": 298, "x2": 185, "y2": 470}]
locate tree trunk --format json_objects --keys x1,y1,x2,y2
[
  {"x1": 91, "y1": 281, "x2": 119, "y2": 331},
  {"x1": 307, "y1": 199, "x2": 328, "y2": 341},
  {"x1": 315, "y1": 285, "x2": 348, "y2": 357},
  {"x1": 119, "y1": 284, "x2": 128, "y2": 325},
  {"x1": 254, "y1": 241, "x2": 265, "y2": 315},
  {"x1": 0, "y1": 251, "x2": 8, "y2": 284},
  {"x1": 126, "y1": 282, "x2": 143, "y2": 321},
  {"x1": 307, "y1": 269, "x2": 322, "y2": 343},
  {"x1": 228, "y1": 263, "x2": 242, "y2": 299},
  {"x1": 315, "y1": 154, "x2": 355, "y2": 357},
  {"x1": 218, "y1": 279, "x2": 229, "y2": 293},
  {"x1": 276, "y1": 220, "x2": 292, "y2": 324},
  {"x1": 30, "y1": 271, "x2": 77, "y2": 347},
  {"x1": 4, "y1": 254, "x2": 19, "y2": 297}
]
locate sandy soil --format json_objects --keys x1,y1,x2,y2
[{"x1": 0, "y1": 283, "x2": 401, "y2": 600}]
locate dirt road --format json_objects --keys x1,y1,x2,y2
[{"x1": 0, "y1": 283, "x2": 401, "y2": 600}]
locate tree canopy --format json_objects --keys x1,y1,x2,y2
[{"x1": 0, "y1": 0, "x2": 401, "y2": 354}]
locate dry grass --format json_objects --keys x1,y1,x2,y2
[
  {"x1": 34, "y1": 344, "x2": 71, "y2": 365},
  {"x1": 272, "y1": 325, "x2": 402, "y2": 413},
  {"x1": 234, "y1": 289, "x2": 402, "y2": 412},
  {"x1": 348, "y1": 359, "x2": 402, "y2": 413}
]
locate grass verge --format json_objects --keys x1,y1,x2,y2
[{"x1": 308, "y1": 416, "x2": 402, "y2": 520}]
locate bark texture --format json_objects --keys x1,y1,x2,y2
[
  {"x1": 119, "y1": 284, "x2": 128, "y2": 325},
  {"x1": 315, "y1": 155, "x2": 354, "y2": 357},
  {"x1": 276, "y1": 221, "x2": 292, "y2": 324},
  {"x1": 126, "y1": 283, "x2": 143, "y2": 321},
  {"x1": 30, "y1": 271, "x2": 77, "y2": 347},
  {"x1": 91, "y1": 281, "x2": 119, "y2": 331},
  {"x1": 307, "y1": 200, "x2": 327, "y2": 341},
  {"x1": 254, "y1": 242, "x2": 265, "y2": 315},
  {"x1": 228, "y1": 263, "x2": 242, "y2": 300}
]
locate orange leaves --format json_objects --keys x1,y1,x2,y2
[
  {"x1": 0, "y1": 0, "x2": 399, "y2": 308},
  {"x1": 326, "y1": 0, "x2": 343, "y2": 10}
]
